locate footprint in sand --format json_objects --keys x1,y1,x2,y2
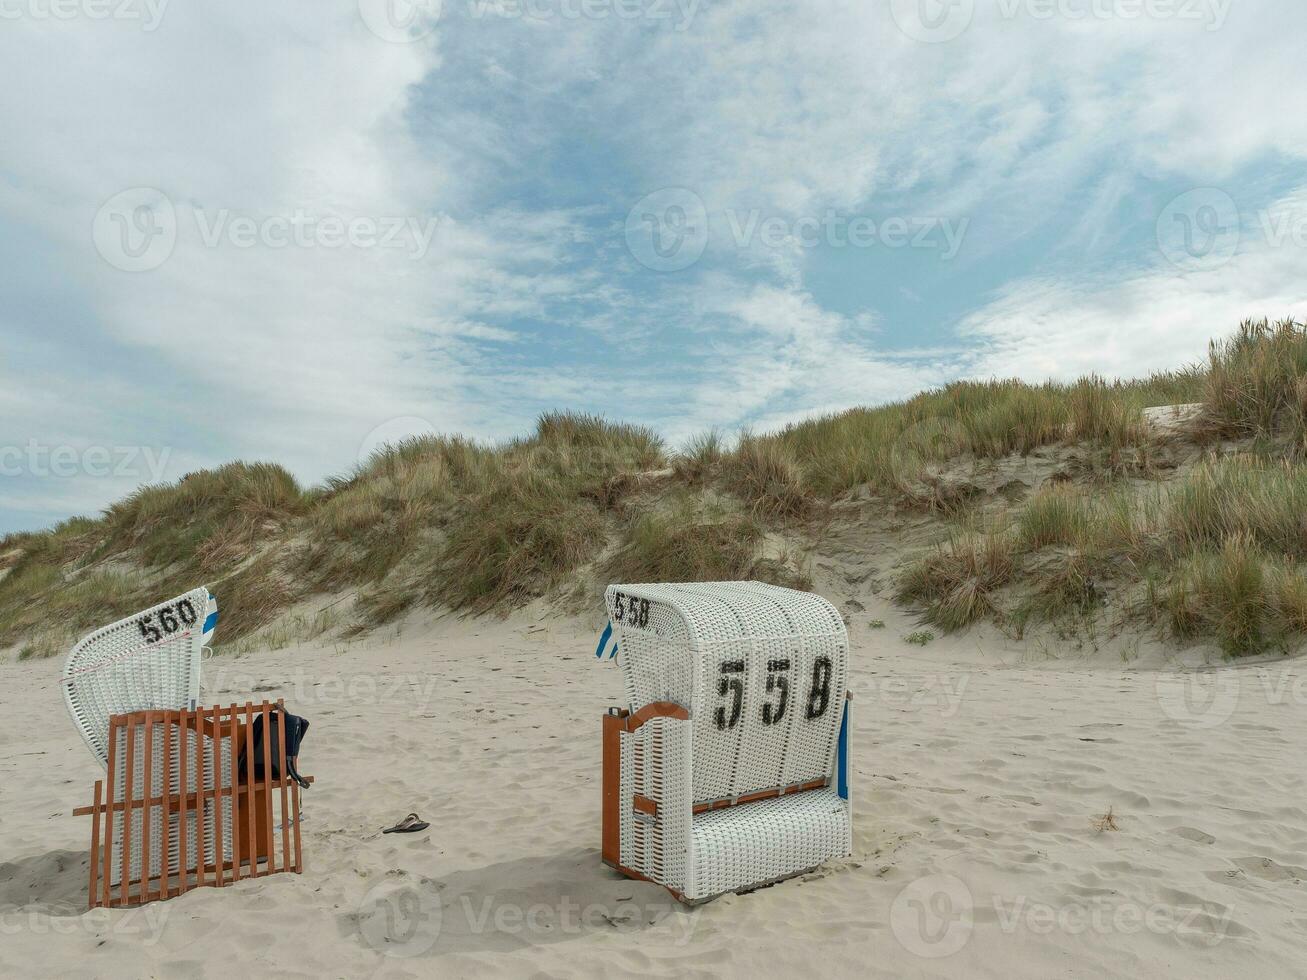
[{"x1": 1231, "y1": 856, "x2": 1307, "y2": 882}]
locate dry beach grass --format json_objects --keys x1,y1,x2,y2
[{"x1": 5, "y1": 318, "x2": 1307, "y2": 660}]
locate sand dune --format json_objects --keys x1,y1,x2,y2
[{"x1": 3, "y1": 604, "x2": 1306, "y2": 978}]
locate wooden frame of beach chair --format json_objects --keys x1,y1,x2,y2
[
  {"x1": 75, "y1": 700, "x2": 312, "y2": 909},
  {"x1": 598, "y1": 582, "x2": 852, "y2": 904}
]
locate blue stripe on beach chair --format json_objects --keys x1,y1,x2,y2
[{"x1": 594, "y1": 621, "x2": 618, "y2": 660}]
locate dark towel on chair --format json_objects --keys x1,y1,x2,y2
[{"x1": 238, "y1": 704, "x2": 311, "y2": 788}]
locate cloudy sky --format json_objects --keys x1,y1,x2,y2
[{"x1": 2, "y1": 0, "x2": 1304, "y2": 532}]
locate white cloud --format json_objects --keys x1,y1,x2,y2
[
  {"x1": 960, "y1": 185, "x2": 1307, "y2": 381},
  {"x1": 669, "y1": 280, "x2": 947, "y2": 440},
  {"x1": 2, "y1": 1, "x2": 1306, "y2": 530},
  {"x1": 0, "y1": 4, "x2": 614, "y2": 511}
]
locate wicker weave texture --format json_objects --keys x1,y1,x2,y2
[
  {"x1": 618, "y1": 717, "x2": 691, "y2": 889},
  {"x1": 688, "y1": 789, "x2": 850, "y2": 900},
  {"x1": 606, "y1": 582, "x2": 851, "y2": 900},
  {"x1": 62, "y1": 588, "x2": 209, "y2": 766},
  {"x1": 606, "y1": 581, "x2": 848, "y2": 804},
  {"x1": 108, "y1": 723, "x2": 234, "y2": 887}
]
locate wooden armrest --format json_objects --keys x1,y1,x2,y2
[{"x1": 75, "y1": 775, "x2": 314, "y2": 816}]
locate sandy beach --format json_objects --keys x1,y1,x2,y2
[
  {"x1": 3, "y1": 600, "x2": 1306, "y2": 979},
  {"x1": 6, "y1": 0, "x2": 1306, "y2": 975}
]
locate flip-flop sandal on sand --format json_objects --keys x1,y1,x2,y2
[{"x1": 382, "y1": 813, "x2": 429, "y2": 834}]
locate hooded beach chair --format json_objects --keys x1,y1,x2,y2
[
  {"x1": 62, "y1": 587, "x2": 216, "y2": 764},
  {"x1": 62, "y1": 588, "x2": 232, "y2": 891},
  {"x1": 597, "y1": 581, "x2": 852, "y2": 903}
]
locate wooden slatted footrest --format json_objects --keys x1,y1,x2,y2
[{"x1": 77, "y1": 700, "x2": 311, "y2": 909}]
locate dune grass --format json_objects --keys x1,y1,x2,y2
[
  {"x1": 6, "y1": 319, "x2": 1307, "y2": 658},
  {"x1": 899, "y1": 454, "x2": 1307, "y2": 655},
  {"x1": 671, "y1": 429, "x2": 724, "y2": 484},
  {"x1": 724, "y1": 433, "x2": 812, "y2": 519},
  {"x1": 605, "y1": 496, "x2": 809, "y2": 589},
  {"x1": 1203, "y1": 318, "x2": 1307, "y2": 441},
  {"x1": 107, "y1": 461, "x2": 307, "y2": 571},
  {"x1": 737, "y1": 368, "x2": 1204, "y2": 512},
  {"x1": 895, "y1": 525, "x2": 1017, "y2": 632},
  {"x1": 0, "y1": 463, "x2": 307, "y2": 652},
  {"x1": 892, "y1": 320, "x2": 1307, "y2": 654}
]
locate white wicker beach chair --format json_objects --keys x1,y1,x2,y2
[
  {"x1": 62, "y1": 587, "x2": 215, "y2": 765},
  {"x1": 599, "y1": 581, "x2": 852, "y2": 903},
  {"x1": 62, "y1": 588, "x2": 233, "y2": 888}
]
